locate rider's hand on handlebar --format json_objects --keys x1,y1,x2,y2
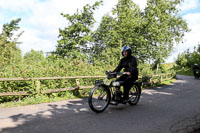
[{"x1": 124, "y1": 72, "x2": 131, "y2": 76}]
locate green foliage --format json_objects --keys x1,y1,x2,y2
[
  {"x1": 55, "y1": 1, "x2": 103, "y2": 58},
  {"x1": 92, "y1": 0, "x2": 189, "y2": 66},
  {"x1": 0, "y1": 18, "x2": 23, "y2": 69},
  {"x1": 24, "y1": 49, "x2": 45, "y2": 64},
  {"x1": 176, "y1": 44, "x2": 200, "y2": 68},
  {"x1": 2, "y1": 18, "x2": 23, "y2": 40},
  {"x1": 176, "y1": 53, "x2": 188, "y2": 68},
  {"x1": 174, "y1": 65, "x2": 193, "y2": 76},
  {"x1": 113, "y1": 0, "x2": 144, "y2": 50},
  {"x1": 54, "y1": 0, "x2": 189, "y2": 74},
  {"x1": 138, "y1": 64, "x2": 154, "y2": 76},
  {"x1": 92, "y1": 0, "x2": 144, "y2": 61},
  {"x1": 93, "y1": 47, "x2": 120, "y2": 67},
  {"x1": 0, "y1": 53, "x2": 114, "y2": 103},
  {"x1": 143, "y1": 0, "x2": 190, "y2": 64},
  {"x1": 91, "y1": 14, "x2": 119, "y2": 59},
  {"x1": 175, "y1": 44, "x2": 200, "y2": 76}
]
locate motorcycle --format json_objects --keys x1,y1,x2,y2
[
  {"x1": 88, "y1": 71, "x2": 142, "y2": 113},
  {"x1": 194, "y1": 69, "x2": 200, "y2": 79}
]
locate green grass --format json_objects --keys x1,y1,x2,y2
[
  {"x1": 0, "y1": 92, "x2": 80, "y2": 108},
  {"x1": 143, "y1": 78, "x2": 176, "y2": 89},
  {"x1": 155, "y1": 79, "x2": 176, "y2": 87}
]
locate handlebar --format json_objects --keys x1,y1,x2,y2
[{"x1": 105, "y1": 71, "x2": 127, "y2": 79}]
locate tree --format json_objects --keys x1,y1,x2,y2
[
  {"x1": 2, "y1": 18, "x2": 23, "y2": 41},
  {"x1": 112, "y1": 0, "x2": 144, "y2": 53},
  {"x1": 92, "y1": 0, "x2": 145, "y2": 63},
  {"x1": 0, "y1": 18, "x2": 23, "y2": 68},
  {"x1": 24, "y1": 49, "x2": 45, "y2": 64},
  {"x1": 93, "y1": 0, "x2": 189, "y2": 66},
  {"x1": 185, "y1": 44, "x2": 200, "y2": 67},
  {"x1": 91, "y1": 14, "x2": 120, "y2": 64},
  {"x1": 55, "y1": 1, "x2": 103, "y2": 59},
  {"x1": 143, "y1": 0, "x2": 190, "y2": 68},
  {"x1": 175, "y1": 44, "x2": 200, "y2": 69}
]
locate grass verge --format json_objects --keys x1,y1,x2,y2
[
  {"x1": 176, "y1": 67, "x2": 193, "y2": 76},
  {"x1": 0, "y1": 91, "x2": 83, "y2": 108},
  {"x1": 153, "y1": 79, "x2": 176, "y2": 87}
]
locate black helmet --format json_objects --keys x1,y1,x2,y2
[{"x1": 121, "y1": 45, "x2": 132, "y2": 56}]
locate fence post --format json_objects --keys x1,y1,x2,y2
[
  {"x1": 160, "y1": 75, "x2": 163, "y2": 83},
  {"x1": 73, "y1": 79, "x2": 80, "y2": 96},
  {"x1": 35, "y1": 80, "x2": 41, "y2": 95},
  {"x1": 149, "y1": 77, "x2": 152, "y2": 85},
  {"x1": 76, "y1": 79, "x2": 80, "y2": 90}
]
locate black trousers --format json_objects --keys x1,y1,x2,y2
[{"x1": 115, "y1": 74, "x2": 136, "y2": 100}]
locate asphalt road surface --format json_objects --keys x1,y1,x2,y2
[{"x1": 0, "y1": 75, "x2": 200, "y2": 133}]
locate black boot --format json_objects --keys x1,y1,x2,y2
[{"x1": 121, "y1": 90, "x2": 129, "y2": 104}]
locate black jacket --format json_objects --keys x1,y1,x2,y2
[
  {"x1": 113, "y1": 55, "x2": 138, "y2": 80},
  {"x1": 193, "y1": 65, "x2": 200, "y2": 71}
]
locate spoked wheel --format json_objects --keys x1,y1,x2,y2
[
  {"x1": 88, "y1": 85, "x2": 111, "y2": 113},
  {"x1": 128, "y1": 84, "x2": 141, "y2": 105}
]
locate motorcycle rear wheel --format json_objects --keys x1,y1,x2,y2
[{"x1": 128, "y1": 84, "x2": 141, "y2": 105}]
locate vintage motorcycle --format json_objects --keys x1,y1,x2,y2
[
  {"x1": 194, "y1": 69, "x2": 200, "y2": 79},
  {"x1": 88, "y1": 71, "x2": 142, "y2": 113}
]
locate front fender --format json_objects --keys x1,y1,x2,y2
[{"x1": 99, "y1": 83, "x2": 110, "y2": 92}]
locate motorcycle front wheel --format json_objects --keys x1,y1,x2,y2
[{"x1": 88, "y1": 85, "x2": 111, "y2": 113}]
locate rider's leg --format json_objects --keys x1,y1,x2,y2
[
  {"x1": 123, "y1": 84, "x2": 131, "y2": 101},
  {"x1": 122, "y1": 78, "x2": 136, "y2": 103},
  {"x1": 193, "y1": 71, "x2": 196, "y2": 78}
]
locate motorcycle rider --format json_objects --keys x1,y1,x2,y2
[
  {"x1": 193, "y1": 64, "x2": 200, "y2": 78},
  {"x1": 112, "y1": 46, "x2": 138, "y2": 104}
]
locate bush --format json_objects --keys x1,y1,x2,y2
[
  {"x1": 0, "y1": 50, "x2": 175, "y2": 103},
  {"x1": 138, "y1": 64, "x2": 154, "y2": 76}
]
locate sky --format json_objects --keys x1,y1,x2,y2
[{"x1": 0, "y1": 0, "x2": 200, "y2": 63}]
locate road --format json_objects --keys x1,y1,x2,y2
[{"x1": 0, "y1": 75, "x2": 200, "y2": 133}]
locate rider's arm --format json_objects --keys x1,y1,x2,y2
[
  {"x1": 113, "y1": 59, "x2": 123, "y2": 72},
  {"x1": 127, "y1": 56, "x2": 138, "y2": 75}
]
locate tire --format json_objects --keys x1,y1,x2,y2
[
  {"x1": 128, "y1": 83, "x2": 141, "y2": 105},
  {"x1": 88, "y1": 85, "x2": 111, "y2": 113}
]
